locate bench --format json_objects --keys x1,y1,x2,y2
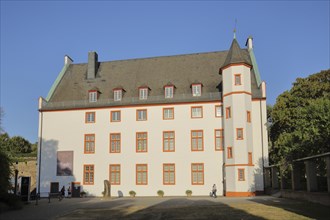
[{"x1": 48, "y1": 192, "x2": 62, "y2": 203}]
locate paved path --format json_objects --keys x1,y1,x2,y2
[{"x1": 0, "y1": 196, "x2": 329, "y2": 220}]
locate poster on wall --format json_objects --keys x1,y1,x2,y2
[{"x1": 57, "y1": 151, "x2": 73, "y2": 176}]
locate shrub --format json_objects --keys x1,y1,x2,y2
[
  {"x1": 129, "y1": 190, "x2": 136, "y2": 197},
  {"x1": 185, "y1": 190, "x2": 192, "y2": 196},
  {"x1": 157, "y1": 190, "x2": 164, "y2": 197},
  {"x1": 0, "y1": 193, "x2": 23, "y2": 212},
  {"x1": 80, "y1": 191, "x2": 87, "y2": 197}
]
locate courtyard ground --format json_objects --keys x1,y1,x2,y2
[{"x1": 0, "y1": 196, "x2": 329, "y2": 220}]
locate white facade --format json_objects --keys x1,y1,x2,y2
[
  {"x1": 37, "y1": 37, "x2": 269, "y2": 197},
  {"x1": 38, "y1": 102, "x2": 227, "y2": 197}
]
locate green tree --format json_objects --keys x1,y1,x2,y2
[
  {"x1": 10, "y1": 136, "x2": 32, "y2": 153},
  {"x1": 0, "y1": 107, "x2": 4, "y2": 134},
  {"x1": 270, "y1": 69, "x2": 330, "y2": 166},
  {"x1": 0, "y1": 133, "x2": 13, "y2": 195}
]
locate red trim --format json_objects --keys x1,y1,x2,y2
[
  {"x1": 220, "y1": 63, "x2": 252, "y2": 72},
  {"x1": 191, "y1": 163, "x2": 204, "y2": 185},
  {"x1": 236, "y1": 128, "x2": 244, "y2": 140},
  {"x1": 109, "y1": 133, "x2": 121, "y2": 153},
  {"x1": 252, "y1": 98, "x2": 266, "y2": 101},
  {"x1": 136, "y1": 132, "x2": 148, "y2": 153},
  {"x1": 83, "y1": 164, "x2": 94, "y2": 185},
  {"x1": 40, "y1": 100, "x2": 222, "y2": 112},
  {"x1": 226, "y1": 191, "x2": 256, "y2": 197},
  {"x1": 234, "y1": 74, "x2": 242, "y2": 86},
  {"x1": 191, "y1": 130, "x2": 204, "y2": 151},
  {"x1": 136, "y1": 164, "x2": 148, "y2": 185},
  {"x1": 214, "y1": 129, "x2": 224, "y2": 151},
  {"x1": 163, "y1": 163, "x2": 175, "y2": 185},
  {"x1": 223, "y1": 91, "x2": 252, "y2": 98},
  {"x1": 225, "y1": 163, "x2": 254, "y2": 167},
  {"x1": 85, "y1": 112, "x2": 96, "y2": 123},
  {"x1": 163, "y1": 131, "x2": 175, "y2": 152},
  {"x1": 163, "y1": 107, "x2": 174, "y2": 120},
  {"x1": 191, "y1": 106, "x2": 203, "y2": 119},
  {"x1": 109, "y1": 164, "x2": 120, "y2": 185}
]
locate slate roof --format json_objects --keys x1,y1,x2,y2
[
  {"x1": 43, "y1": 40, "x2": 263, "y2": 110},
  {"x1": 222, "y1": 38, "x2": 252, "y2": 68}
]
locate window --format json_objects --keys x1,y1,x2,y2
[
  {"x1": 88, "y1": 90, "x2": 97, "y2": 102},
  {"x1": 163, "y1": 131, "x2": 175, "y2": 152},
  {"x1": 227, "y1": 147, "x2": 233, "y2": 159},
  {"x1": 85, "y1": 112, "x2": 95, "y2": 123},
  {"x1": 110, "y1": 165, "x2": 120, "y2": 185},
  {"x1": 83, "y1": 165, "x2": 94, "y2": 185},
  {"x1": 84, "y1": 134, "x2": 95, "y2": 154},
  {"x1": 215, "y1": 105, "x2": 223, "y2": 117},
  {"x1": 136, "y1": 132, "x2": 147, "y2": 152},
  {"x1": 191, "y1": 130, "x2": 203, "y2": 151},
  {"x1": 137, "y1": 109, "x2": 147, "y2": 121},
  {"x1": 215, "y1": 129, "x2": 224, "y2": 151},
  {"x1": 191, "y1": 163, "x2": 204, "y2": 185},
  {"x1": 114, "y1": 89, "x2": 122, "y2": 101},
  {"x1": 110, "y1": 133, "x2": 121, "y2": 153},
  {"x1": 226, "y1": 107, "x2": 231, "y2": 119},
  {"x1": 163, "y1": 108, "x2": 174, "y2": 120},
  {"x1": 236, "y1": 128, "x2": 244, "y2": 140},
  {"x1": 192, "y1": 84, "x2": 202, "y2": 96},
  {"x1": 139, "y1": 88, "x2": 148, "y2": 100},
  {"x1": 165, "y1": 86, "x2": 174, "y2": 98},
  {"x1": 248, "y1": 152, "x2": 253, "y2": 165},
  {"x1": 238, "y1": 168, "x2": 245, "y2": 181},
  {"x1": 191, "y1": 106, "x2": 203, "y2": 118},
  {"x1": 234, "y1": 74, "x2": 242, "y2": 85},
  {"x1": 247, "y1": 111, "x2": 251, "y2": 123},
  {"x1": 110, "y1": 111, "x2": 121, "y2": 122},
  {"x1": 163, "y1": 164, "x2": 175, "y2": 185},
  {"x1": 136, "y1": 164, "x2": 148, "y2": 185}
]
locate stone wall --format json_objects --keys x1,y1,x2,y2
[{"x1": 11, "y1": 157, "x2": 37, "y2": 192}]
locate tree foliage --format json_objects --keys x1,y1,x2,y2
[{"x1": 270, "y1": 69, "x2": 330, "y2": 166}]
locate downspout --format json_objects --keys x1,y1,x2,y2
[
  {"x1": 222, "y1": 98, "x2": 226, "y2": 196},
  {"x1": 37, "y1": 109, "x2": 43, "y2": 196},
  {"x1": 260, "y1": 100, "x2": 265, "y2": 192}
]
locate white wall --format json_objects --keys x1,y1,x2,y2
[{"x1": 38, "y1": 102, "x2": 224, "y2": 197}]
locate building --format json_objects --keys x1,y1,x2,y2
[{"x1": 37, "y1": 36, "x2": 268, "y2": 197}]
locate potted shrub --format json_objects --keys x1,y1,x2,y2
[
  {"x1": 129, "y1": 190, "x2": 136, "y2": 197},
  {"x1": 157, "y1": 190, "x2": 164, "y2": 197},
  {"x1": 185, "y1": 190, "x2": 192, "y2": 197},
  {"x1": 80, "y1": 191, "x2": 87, "y2": 198}
]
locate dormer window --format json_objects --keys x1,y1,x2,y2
[
  {"x1": 139, "y1": 87, "x2": 149, "y2": 100},
  {"x1": 192, "y1": 84, "x2": 202, "y2": 97},
  {"x1": 164, "y1": 86, "x2": 174, "y2": 99},
  {"x1": 113, "y1": 89, "x2": 124, "y2": 101},
  {"x1": 88, "y1": 90, "x2": 98, "y2": 102}
]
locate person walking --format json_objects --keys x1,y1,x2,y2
[
  {"x1": 59, "y1": 186, "x2": 65, "y2": 201},
  {"x1": 211, "y1": 184, "x2": 217, "y2": 198}
]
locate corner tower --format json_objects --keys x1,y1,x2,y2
[{"x1": 220, "y1": 37, "x2": 255, "y2": 196}]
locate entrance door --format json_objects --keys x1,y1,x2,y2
[
  {"x1": 50, "y1": 182, "x2": 59, "y2": 193},
  {"x1": 71, "y1": 182, "x2": 81, "y2": 198}
]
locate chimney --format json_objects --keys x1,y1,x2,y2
[
  {"x1": 245, "y1": 36, "x2": 253, "y2": 50},
  {"x1": 87, "y1": 51, "x2": 98, "y2": 79},
  {"x1": 64, "y1": 55, "x2": 73, "y2": 65}
]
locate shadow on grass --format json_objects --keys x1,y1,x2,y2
[
  {"x1": 58, "y1": 198, "x2": 266, "y2": 220},
  {"x1": 250, "y1": 197, "x2": 330, "y2": 220}
]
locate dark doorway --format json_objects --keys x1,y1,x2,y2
[
  {"x1": 71, "y1": 182, "x2": 81, "y2": 198},
  {"x1": 50, "y1": 182, "x2": 59, "y2": 193}
]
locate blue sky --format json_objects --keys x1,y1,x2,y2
[{"x1": 1, "y1": 1, "x2": 329, "y2": 143}]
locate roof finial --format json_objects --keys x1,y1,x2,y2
[{"x1": 233, "y1": 19, "x2": 237, "y2": 39}]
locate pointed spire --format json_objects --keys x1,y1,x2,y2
[{"x1": 221, "y1": 38, "x2": 252, "y2": 70}]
